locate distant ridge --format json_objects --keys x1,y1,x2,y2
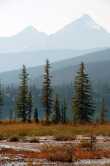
[
  {"x1": 0, "y1": 15, "x2": 110, "y2": 52},
  {"x1": 0, "y1": 48, "x2": 110, "y2": 85}
]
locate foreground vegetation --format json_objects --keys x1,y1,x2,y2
[
  {"x1": 0, "y1": 123, "x2": 110, "y2": 139},
  {"x1": 0, "y1": 123, "x2": 110, "y2": 165}
]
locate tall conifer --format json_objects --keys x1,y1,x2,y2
[
  {"x1": 72, "y1": 62, "x2": 95, "y2": 123},
  {"x1": 53, "y1": 95, "x2": 61, "y2": 123},
  {"x1": 61, "y1": 99, "x2": 67, "y2": 123},
  {"x1": 16, "y1": 65, "x2": 29, "y2": 122},
  {"x1": 34, "y1": 107, "x2": 39, "y2": 123},
  {"x1": 42, "y1": 60, "x2": 52, "y2": 123},
  {"x1": 100, "y1": 98, "x2": 108, "y2": 124},
  {"x1": 27, "y1": 91, "x2": 33, "y2": 123}
]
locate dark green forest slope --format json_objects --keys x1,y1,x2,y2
[{"x1": 1, "y1": 48, "x2": 110, "y2": 120}]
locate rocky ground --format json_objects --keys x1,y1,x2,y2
[{"x1": 0, "y1": 136, "x2": 110, "y2": 165}]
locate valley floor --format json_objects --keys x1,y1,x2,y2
[{"x1": 0, "y1": 123, "x2": 110, "y2": 165}]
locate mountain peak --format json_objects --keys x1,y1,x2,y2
[
  {"x1": 77, "y1": 14, "x2": 96, "y2": 25},
  {"x1": 17, "y1": 26, "x2": 48, "y2": 38},
  {"x1": 72, "y1": 14, "x2": 104, "y2": 31},
  {"x1": 22, "y1": 26, "x2": 38, "y2": 33},
  {"x1": 81, "y1": 14, "x2": 93, "y2": 21}
]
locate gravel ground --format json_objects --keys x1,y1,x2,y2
[{"x1": 0, "y1": 136, "x2": 110, "y2": 166}]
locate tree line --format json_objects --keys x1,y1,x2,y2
[{"x1": 0, "y1": 60, "x2": 108, "y2": 124}]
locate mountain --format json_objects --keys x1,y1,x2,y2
[
  {"x1": 0, "y1": 26, "x2": 47, "y2": 53},
  {"x1": 0, "y1": 14, "x2": 109, "y2": 72},
  {"x1": 1, "y1": 48, "x2": 110, "y2": 86},
  {"x1": 0, "y1": 15, "x2": 110, "y2": 53},
  {"x1": 48, "y1": 15, "x2": 110, "y2": 50},
  {"x1": 0, "y1": 49, "x2": 96, "y2": 72}
]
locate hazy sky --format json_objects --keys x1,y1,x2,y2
[{"x1": 0, "y1": 0, "x2": 110, "y2": 36}]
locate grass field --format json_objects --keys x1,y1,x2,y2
[{"x1": 0, "y1": 122, "x2": 110, "y2": 139}]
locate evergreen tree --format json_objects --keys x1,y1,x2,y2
[
  {"x1": 27, "y1": 91, "x2": 33, "y2": 123},
  {"x1": 42, "y1": 59, "x2": 52, "y2": 123},
  {"x1": 16, "y1": 65, "x2": 29, "y2": 122},
  {"x1": 52, "y1": 95, "x2": 61, "y2": 123},
  {"x1": 100, "y1": 98, "x2": 108, "y2": 124},
  {"x1": 61, "y1": 99, "x2": 67, "y2": 123},
  {"x1": 0, "y1": 82, "x2": 4, "y2": 120},
  {"x1": 72, "y1": 62, "x2": 95, "y2": 123},
  {"x1": 34, "y1": 107, "x2": 39, "y2": 123}
]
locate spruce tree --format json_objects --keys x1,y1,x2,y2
[
  {"x1": 16, "y1": 65, "x2": 29, "y2": 122},
  {"x1": 52, "y1": 95, "x2": 61, "y2": 123},
  {"x1": 100, "y1": 98, "x2": 108, "y2": 124},
  {"x1": 27, "y1": 91, "x2": 33, "y2": 123},
  {"x1": 34, "y1": 107, "x2": 39, "y2": 123},
  {"x1": 72, "y1": 62, "x2": 95, "y2": 123},
  {"x1": 42, "y1": 59, "x2": 52, "y2": 123},
  {"x1": 61, "y1": 99, "x2": 67, "y2": 123}
]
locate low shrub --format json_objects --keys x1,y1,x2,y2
[
  {"x1": 8, "y1": 136, "x2": 19, "y2": 142},
  {"x1": 78, "y1": 140, "x2": 91, "y2": 149},
  {"x1": 42, "y1": 144, "x2": 73, "y2": 162},
  {"x1": 0, "y1": 134, "x2": 5, "y2": 140},
  {"x1": 29, "y1": 137, "x2": 39, "y2": 143},
  {"x1": 55, "y1": 135, "x2": 76, "y2": 141}
]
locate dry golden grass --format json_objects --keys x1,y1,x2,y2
[{"x1": 0, "y1": 122, "x2": 110, "y2": 139}]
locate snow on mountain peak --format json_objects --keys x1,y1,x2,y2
[
  {"x1": 74, "y1": 14, "x2": 102, "y2": 31},
  {"x1": 81, "y1": 14, "x2": 93, "y2": 21}
]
